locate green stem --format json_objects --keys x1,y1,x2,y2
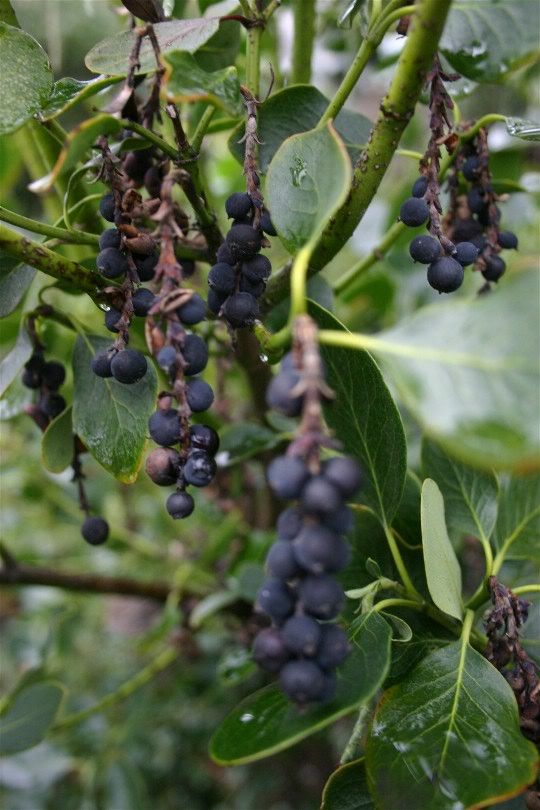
[
  {"x1": 372, "y1": 597, "x2": 422, "y2": 612},
  {"x1": 246, "y1": 26, "x2": 262, "y2": 96},
  {"x1": 0, "y1": 206, "x2": 98, "y2": 247},
  {"x1": 334, "y1": 221, "x2": 405, "y2": 297},
  {"x1": 191, "y1": 106, "x2": 216, "y2": 153},
  {"x1": 383, "y1": 524, "x2": 423, "y2": 600},
  {"x1": 512, "y1": 584, "x2": 540, "y2": 596},
  {"x1": 291, "y1": 0, "x2": 316, "y2": 84},
  {"x1": 52, "y1": 646, "x2": 178, "y2": 733},
  {"x1": 263, "y1": 0, "x2": 281, "y2": 20},
  {"x1": 460, "y1": 609, "x2": 475, "y2": 645},
  {"x1": 119, "y1": 119, "x2": 178, "y2": 160},
  {"x1": 459, "y1": 114, "x2": 506, "y2": 141},
  {"x1": 0, "y1": 223, "x2": 107, "y2": 298},
  {"x1": 340, "y1": 705, "x2": 371, "y2": 764}
]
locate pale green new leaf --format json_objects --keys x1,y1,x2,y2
[{"x1": 421, "y1": 479, "x2": 463, "y2": 620}]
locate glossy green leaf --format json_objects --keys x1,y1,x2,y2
[
  {"x1": 210, "y1": 613, "x2": 391, "y2": 765},
  {"x1": 506, "y1": 117, "x2": 540, "y2": 142},
  {"x1": 266, "y1": 122, "x2": 352, "y2": 255},
  {"x1": 421, "y1": 438, "x2": 498, "y2": 549},
  {"x1": 72, "y1": 335, "x2": 157, "y2": 483},
  {"x1": 0, "y1": 0, "x2": 18, "y2": 26},
  {"x1": 40, "y1": 75, "x2": 123, "y2": 120},
  {"x1": 366, "y1": 640, "x2": 539, "y2": 810},
  {"x1": 229, "y1": 84, "x2": 372, "y2": 172},
  {"x1": 0, "y1": 680, "x2": 65, "y2": 754},
  {"x1": 41, "y1": 406, "x2": 74, "y2": 473},
  {"x1": 309, "y1": 301, "x2": 406, "y2": 525},
  {"x1": 85, "y1": 17, "x2": 220, "y2": 76},
  {"x1": 0, "y1": 23, "x2": 53, "y2": 136},
  {"x1": 492, "y1": 473, "x2": 540, "y2": 564},
  {"x1": 0, "y1": 255, "x2": 35, "y2": 317},
  {"x1": 421, "y1": 479, "x2": 463, "y2": 620},
  {"x1": 441, "y1": 0, "x2": 540, "y2": 82},
  {"x1": 385, "y1": 610, "x2": 454, "y2": 688},
  {"x1": 369, "y1": 270, "x2": 540, "y2": 471},
  {"x1": 321, "y1": 758, "x2": 374, "y2": 810},
  {"x1": 194, "y1": 17, "x2": 240, "y2": 72},
  {"x1": 219, "y1": 423, "x2": 283, "y2": 465},
  {"x1": 163, "y1": 52, "x2": 241, "y2": 114},
  {"x1": 0, "y1": 324, "x2": 32, "y2": 397}
]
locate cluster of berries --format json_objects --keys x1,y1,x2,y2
[
  {"x1": 252, "y1": 352, "x2": 363, "y2": 705},
  {"x1": 207, "y1": 192, "x2": 276, "y2": 327},
  {"x1": 22, "y1": 351, "x2": 66, "y2": 421}
]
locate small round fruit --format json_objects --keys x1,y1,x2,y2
[
  {"x1": 208, "y1": 262, "x2": 236, "y2": 295},
  {"x1": 299, "y1": 575, "x2": 345, "y2": 620},
  {"x1": 267, "y1": 456, "x2": 309, "y2": 500},
  {"x1": 105, "y1": 307, "x2": 122, "y2": 333},
  {"x1": 22, "y1": 354, "x2": 44, "y2": 389},
  {"x1": 166, "y1": 490, "x2": 195, "y2": 519},
  {"x1": 276, "y1": 507, "x2": 303, "y2": 541},
  {"x1": 97, "y1": 247, "x2": 128, "y2": 279},
  {"x1": 462, "y1": 155, "x2": 480, "y2": 181},
  {"x1": 260, "y1": 210, "x2": 277, "y2": 236},
  {"x1": 186, "y1": 378, "x2": 214, "y2": 412},
  {"x1": 81, "y1": 515, "x2": 109, "y2": 545},
  {"x1": 266, "y1": 541, "x2": 301, "y2": 579},
  {"x1": 239, "y1": 276, "x2": 265, "y2": 298},
  {"x1": 400, "y1": 197, "x2": 429, "y2": 227},
  {"x1": 282, "y1": 615, "x2": 322, "y2": 657},
  {"x1": 467, "y1": 187, "x2": 486, "y2": 215},
  {"x1": 99, "y1": 193, "x2": 116, "y2": 222},
  {"x1": 316, "y1": 624, "x2": 349, "y2": 669},
  {"x1": 225, "y1": 191, "x2": 253, "y2": 220},
  {"x1": 177, "y1": 293, "x2": 206, "y2": 325},
  {"x1": 123, "y1": 149, "x2": 152, "y2": 183},
  {"x1": 189, "y1": 424, "x2": 220, "y2": 455},
  {"x1": 144, "y1": 165, "x2": 162, "y2": 198},
  {"x1": 216, "y1": 243, "x2": 235, "y2": 265},
  {"x1": 40, "y1": 393, "x2": 66, "y2": 419},
  {"x1": 482, "y1": 254, "x2": 506, "y2": 282},
  {"x1": 256, "y1": 578, "x2": 294, "y2": 623},
  {"x1": 41, "y1": 361, "x2": 65, "y2": 391},
  {"x1": 293, "y1": 524, "x2": 350, "y2": 574},
  {"x1": 182, "y1": 334, "x2": 208, "y2": 376},
  {"x1": 427, "y1": 256, "x2": 464, "y2": 293},
  {"x1": 145, "y1": 447, "x2": 182, "y2": 486},
  {"x1": 242, "y1": 254, "x2": 272, "y2": 282},
  {"x1": 134, "y1": 252, "x2": 158, "y2": 282},
  {"x1": 207, "y1": 288, "x2": 227, "y2": 315},
  {"x1": 279, "y1": 660, "x2": 326, "y2": 704},
  {"x1": 454, "y1": 241, "x2": 479, "y2": 267},
  {"x1": 183, "y1": 450, "x2": 216, "y2": 487},
  {"x1": 452, "y1": 217, "x2": 483, "y2": 243},
  {"x1": 409, "y1": 235, "x2": 441, "y2": 264},
  {"x1": 266, "y1": 370, "x2": 303, "y2": 417},
  {"x1": 132, "y1": 287, "x2": 156, "y2": 316},
  {"x1": 324, "y1": 504, "x2": 353, "y2": 534},
  {"x1": 99, "y1": 228, "x2": 121, "y2": 250},
  {"x1": 497, "y1": 231, "x2": 518, "y2": 250},
  {"x1": 111, "y1": 349, "x2": 147, "y2": 384},
  {"x1": 148, "y1": 408, "x2": 182, "y2": 447},
  {"x1": 225, "y1": 224, "x2": 262, "y2": 261},
  {"x1": 322, "y1": 456, "x2": 363, "y2": 498},
  {"x1": 222, "y1": 292, "x2": 259, "y2": 327},
  {"x1": 91, "y1": 350, "x2": 113, "y2": 378},
  {"x1": 411, "y1": 176, "x2": 428, "y2": 198},
  {"x1": 156, "y1": 346, "x2": 177, "y2": 372},
  {"x1": 301, "y1": 476, "x2": 343, "y2": 516},
  {"x1": 252, "y1": 628, "x2": 289, "y2": 673}
]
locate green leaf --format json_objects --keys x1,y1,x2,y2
[
  {"x1": 309, "y1": 301, "x2": 407, "y2": 525},
  {"x1": 0, "y1": 324, "x2": 32, "y2": 397},
  {"x1": 505, "y1": 117, "x2": 540, "y2": 142},
  {"x1": 85, "y1": 17, "x2": 220, "y2": 76},
  {"x1": 368, "y1": 270, "x2": 540, "y2": 471},
  {"x1": 421, "y1": 438, "x2": 498, "y2": 549},
  {"x1": 421, "y1": 479, "x2": 463, "y2": 620},
  {"x1": 163, "y1": 52, "x2": 241, "y2": 114},
  {"x1": 210, "y1": 612, "x2": 391, "y2": 765},
  {"x1": 0, "y1": 0, "x2": 18, "y2": 26},
  {"x1": 321, "y1": 759, "x2": 375, "y2": 810},
  {"x1": 41, "y1": 406, "x2": 73, "y2": 473},
  {"x1": 492, "y1": 473, "x2": 540, "y2": 564},
  {"x1": 40, "y1": 75, "x2": 123, "y2": 120},
  {"x1": 194, "y1": 17, "x2": 240, "y2": 72},
  {"x1": 0, "y1": 23, "x2": 53, "y2": 136},
  {"x1": 0, "y1": 680, "x2": 65, "y2": 754},
  {"x1": 365, "y1": 641, "x2": 539, "y2": 810},
  {"x1": 440, "y1": 0, "x2": 540, "y2": 82},
  {"x1": 72, "y1": 335, "x2": 157, "y2": 483},
  {"x1": 229, "y1": 84, "x2": 372, "y2": 172},
  {"x1": 266, "y1": 122, "x2": 352, "y2": 255},
  {"x1": 381, "y1": 613, "x2": 413, "y2": 643},
  {"x1": 0, "y1": 255, "x2": 36, "y2": 317},
  {"x1": 219, "y1": 423, "x2": 283, "y2": 465}
]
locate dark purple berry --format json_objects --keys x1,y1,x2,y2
[
  {"x1": 242, "y1": 254, "x2": 272, "y2": 282},
  {"x1": 282, "y1": 615, "x2": 322, "y2": 657},
  {"x1": 452, "y1": 218, "x2": 483, "y2": 243},
  {"x1": 207, "y1": 288, "x2": 227, "y2": 315},
  {"x1": 225, "y1": 224, "x2": 262, "y2": 261},
  {"x1": 256, "y1": 578, "x2": 294, "y2": 622},
  {"x1": 166, "y1": 490, "x2": 195, "y2": 519},
  {"x1": 279, "y1": 660, "x2": 326, "y2": 704},
  {"x1": 81, "y1": 515, "x2": 109, "y2": 545},
  {"x1": 409, "y1": 235, "x2": 441, "y2": 264},
  {"x1": 225, "y1": 192, "x2": 253, "y2": 220},
  {"x1": 322, "y1": 456, "x2": 363, "y2": 498},
  {"x1": 99, "y1": 228, "x2": 121, "y2": 250},
  {"x1": 134, "y1": 252, "x2": 158, "y2": 282},
  {"x1": 177, "y1": 293, "x2": 206, "y2": 325},
  {"x1": 400, "y1": 197, "x2": 429, "y2": 227},
  {"x1": 498, "y1": 231, "x2": 518, "y2": 250},
  {"x1": 91, "y1": 351, "x2": 114, "y2": 378},
  {"x1": 467, "y1": 187, "x2": 487, "y2": 215},
  {"x1": 454, "y1": 241, "x2": 479, "y2": 267},
  {"x1": 293, "y1": 524, "x2": 350, "y2": 574},
  {"x1": 299, "y1": 575, "x2": 345, "y2": 620},
  {"x1": 40, "y1": 361, "x2": 65, "y2": 390},
  {"x1": 266, "y1": 541, "x2": 301, "y2": 579},
  {"x1": 222, "y1": 292, "x2": 259, "y2": 327},
  {"x1": 301, "y1": 476, "x2": 343, "y2": 516},
  {"x1": 260, "y1": 210, "x2": 277, "y2": 236},
  {"x1": 182, "y1": 334, "x2": 208, "y2": 376},
  {"x1": 252, "y1": 628, "x2": 289, "y2": 673},
  {"x1": 97, "y1": 247, "x2": 128, "y2": 279},
  {"x1": 316, "y1": 624, "x2": 349, "y2": 669},
  {"x1": 104, "y1": 307, "x2": 122, "y2": 333},
  {"x1": 186, "y1": 378, "x2": 214, "y2": 412},
  {"x1": 149, "y1": 408, "x2": 182, "y2": 447},
  {"x1": 99, "y1": 193, "x2": 116, "y2": 222},
  {"x1": 189, "y1": 424, "x2": 220, "y2": 455},
  {"x1": 323, "y1": 504, "x2": 353, "y2": 534},
  {"x1": 267, "y1": 456, "x2": 309, "y2": 500},
  {"x1": 144, "y1": 165, "x2": 162, "y2": 198},
  {"x1": 411, "y1": 176, "x2": 428, "y2": 198},
  {"x1": 482, "y1": 254, "x2": 506, "y2": 282},
  {"x1": 427, "y1": 256, "x2": 464, "y2": 293},
  {"x1": 216, "y1": 243, "x2": 235, "y2": 265},
  {"x1": 145, "y1": 447, "x2": 182, "y2": 486},
  {"x1": 239, "y1": 276, "x2": 265, "y2": 298},
  {"x1": 208, "y1": 263, "x2": 236, "y2": 295},
  {"x1": 277, "y1": 506, "x2": 303, "y2": 541},
  {"x1": 462, "y1": 155, "x2": 480, "y2": 181},
  {"x1": 110, "y1": 349, "x2": 147, "y2": 384},
  {"x1": 123, "y1": 149, "x2": 153, "y2": 183},
  {"x1": 22, "y1": 355, "x2": 44, "y2": 388},
  {"x1": 132, "y1": 288, "x2": 156, "y2": 316},
  {"x1": 40, "y1": 393, "x2": 66, "y2": 419},
  {"x1": 183, "y1": 450, "x2": 216, "y2": 487},
  {"x1": 266, "y1": 370, "x2": 303, "y2": 417}
]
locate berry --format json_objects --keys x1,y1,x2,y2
[
  {"x1": 409, "y1": 235, "x2": 441, "y2": 264},
  {"x1": 208, "y1": 263, "x2": 236, "y2": 295},
  {"x1": 99, "y1": 228, "x2": 121, "y2": 250},
  {"x1": 317, "y1": 672, "x2": 337, "y2": 702},
  {"x1": 216, "y1": 243, "x2": 235, "y2": 265},
  {"x1": 400, "y1": 197, "x2": 429, "y2": 227},
  {"x1": 81, "y1": 516, "x2": 109, "y2": 545},
  {"x1": 282, "y1": 615, "x2": 322, "y2": 657},
  {"x1": 482, "y1": 254, "x2": 506, "y2": 282},
  {"x1": 322, "y1": 456, "x2": 363, "y2": 498},
  {"x1": 183, "y1": 450, "x2": 216, "y2": 487},
  {"x1": 144, "y1": 165, "x2": 162, "y2": 198},
  {"x1": 134, "y1": 252, "x2": 158, "y2": 282},
  {"x1": 22, "y1": 355, "x2": 44, "y2": 388},
  {"x1": 157, "y1": 346, "x2": 177, "y2": 371},
  {"x1": 478, "y1": 204, "x2": 500, "y2": 227},
  {"x1": 470, "y1": 234, "x2": 487, "y2": 251},
  {"x1": 132, "y1": 287, "x2": 156, "y2": 316},
  {"x1": 225, "y1": 192, "x2": 253, "y2": 220},
  {"x1": 105, "y1": 307, "x2": 122, "y2": 333},
  {"x1": 111, "y1": 349, "x2": 147, "y2": 384},
  {"x1": 411, "y1": 176, "x2": 428, "y2": 198},
  {"x1": 454, "y1": 241, "x2": 479, "y2": 267},
  {"x1": 252, "y1": 628, "x2": 289, "y2": 673},
  {"x1": 242, "y1": 254, "x2": 272, "y2": 282},
  {"x1": 266, "y1": 370, "x2": 303, "y2": 417},
  {"x1": 40, "y1": 361, "x2": 65, "y2": 390},
  {"x1": 316, "y1": 624, "x2": 349, "y2": 669},
  {"x1": 99, "y1": 193, "x2": 116, "y2": 222},
  {"x1": 467, "y1": 187, "x2": 486, "y2": 215},
  {"x1": 123, "y1": 149, "x2": 152, "y2": 183},
  {"x1": 267, "y1": 456, "x2": 309, "y2": 500},
  {"x1": 97, "y1": 247, "x2": 128, "y2": 279},
  {"x1": 276, "y1": 506, "x2": 303, "y2": 540},
  {"x1": 279, "y1": 660, "x2": 326, "y2": 704},
  {"x1": 427, "y1": 256, "x2": 464, "y2": 293},
  {"x1": 91, "y1": 351, "x2": 113, "y2": 378},
  {"x1": 40, "y1": 393, "x2": 66, "y2": 419},
  {"x1": 462, "y1": 155, "x2": 480, "y2": 181},
  {"x1": 452, "y1": 218, "x2": 483, "y2": 242},
  {"x1": 226, "y1": 224, "x2": 262, "y2": 261},
  {"x1": 293, "y1": 524, "x2": 350, "y2": 574},
  {"x1": 145, "y1": 447, "x2": 182, "y2": 486},
  {"x1": 182, "y1": 334, "x2": 208, "y2": 376},
  {"x1": 266, "y1": 540, "x2": 301, "y2": 579},
  {"x1": 260, "y1": 210, "x2": 277, "y2": 236},
  {"x1": 189, "y1": 424, "x2": 220, "y2": 455},
  {"x1": 207, "y1": 288, "x2": 227, "y2": 315},
  {"x1": 257, "y1": 578, "x2": 294, "y2": 622},
  {"x1": 149, "y1": 408, "x2": 182, "y2": 447},
  {"x1": 186, "y1": 378, "x2": 214, "y2": 412},
  {"x1": 239, "y1": 276, "x2": 265, "y2": 298},
  {"x1": 166, "y1": 490, "x2": 195, "y2": 519},
  {"x1": 299, "y1": 575, "x2": 345, "y2": 620},
  {"x1": 222, "y1": 292, "x2": 259, "y2": 327},
  {"x1": 181, "y1": 259, "x2": 196, "y2": 278},
  {"x1": 323, "y1": 504, "x2": 353, "y2": 534},
  {"x1": 498, "y1": 231, "x2": 518, "y2": 250},
  {"x1": 301, "y1": 476, "x2": 343, "y2": 516},
  {"x1": 177, "y1": 293, "x2": 206, "y2": 325}
]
